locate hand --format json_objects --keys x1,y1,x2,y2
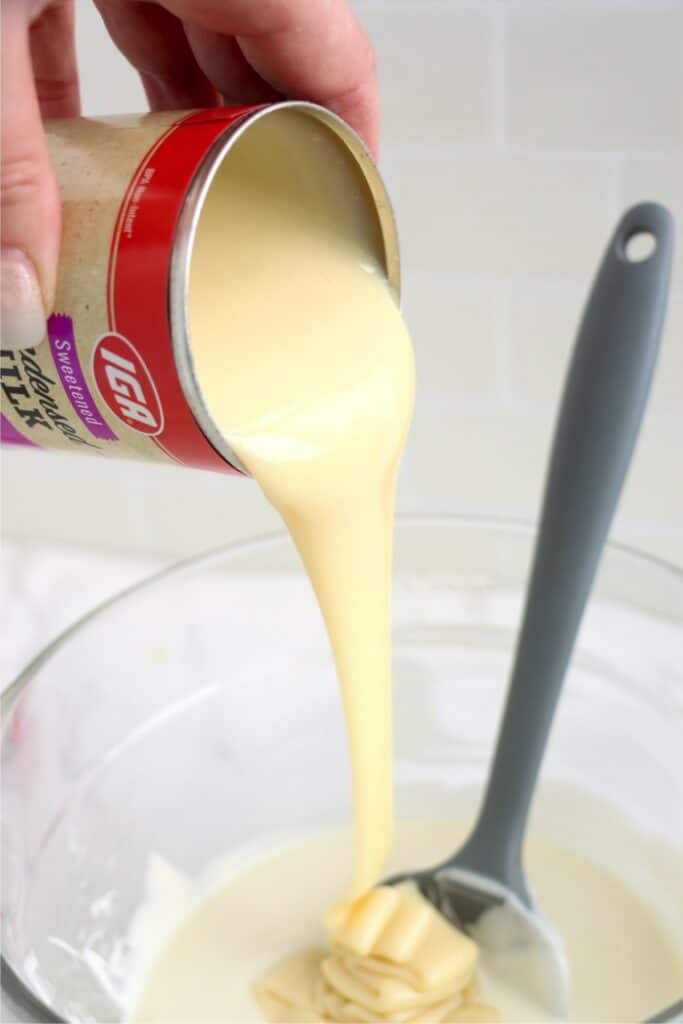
[{"x1": 0, "y1": 0, "x2": 378, "y2": 351}]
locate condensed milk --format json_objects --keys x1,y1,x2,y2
[
  {"x1": 180, "y1": 107, "x2": 481, "y2": 1018},
  {"x1": 128, "y1": 818, "x2": 683, "y2": 1023},
  {"x1": 118, "y1": 104, "x2": 487, "y2": 1019},
  {"x1": 115, "y1": 105, "x2": 512, "y2": 1023},
  {"x1": 187, "y1": 107, "x2": 413, "y2": 905}
]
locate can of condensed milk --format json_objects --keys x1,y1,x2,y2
[{"x1": 0, "y1": 103, "x2": 400, "y2": 474}]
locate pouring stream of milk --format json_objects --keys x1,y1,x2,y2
[
  {"x1": 136, "y1": 110, "x2": 526, "y2": 1023},
  {"x1": 188, "y1": 109, "x2": 414, "y2": 903}
]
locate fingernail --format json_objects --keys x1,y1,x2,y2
[{"x1": 1, "y1": 247, "x2": 47, "y2": 350}]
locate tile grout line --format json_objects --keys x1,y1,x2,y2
[
  {"x1": 382, "y1": 142, "x2": 681, "y2": 162},
  {"x1": 607, "y1": 153, "x2": 626, "y2": 225},
  {"x1": 402, "y1": 270, "x2": 596, "y2": 289},
  {"x1": 490, "y1": 8, "x2": 508, "y2": 151},
  {"x1": 352, "y1": 0, "x2": 683, "y2": 13},
  {"x1": 495, "y1": 280, "x2": 515, "y2": 410}
]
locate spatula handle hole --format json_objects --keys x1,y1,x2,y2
[{"x1": 623, "y1": 229, "x2": 658, "y2": 262}]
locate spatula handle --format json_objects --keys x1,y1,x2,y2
[{"x1": 460, "y1": 203, "x2": 674, "y2": 897}]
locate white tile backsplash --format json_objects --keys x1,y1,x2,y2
[
  {"x1": 75, "y1": 1, "x2": 146, "y2": 115},
  {"x1": 386, "y1": 150, "x2": 614, "y2": 276},
  {"x1": 621, "y1": 158, "x2": 683, "y2": 238},
  {"x1": 507, "y1": 284, "x2": 683, "y2": 422},
  {"x1": 619, "y1": 406, "x2": 683, "y2": 533},
  {"x1": 358, "y1": 8, "x2": 496, "y2": 147},
  {"x1": 398, "y1": 405, "x2": 551, "y2": 521},
  {"x1": 0, "y1": 450, "x2": 282, "y2": 557},
  {"x1": 2, "y1": 0, "x2": 682, "y2": 570},
  {"x1": 507, "y1": 7, "x2": 683, "y2": 151},
  {"x1": 506, "y1": 280, "x2": 582, "y2": 407},
  {"x1": 652, "y1": 290, "x2": 683, "y2": 413},
  {"x1": 402, "y1": 274, "x2": 502, "y2": 407}
]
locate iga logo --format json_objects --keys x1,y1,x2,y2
[{"x1": 92, "y1": 333, "x2": 163, "y2": 436}]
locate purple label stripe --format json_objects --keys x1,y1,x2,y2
[
  {"x1": 47, "y1": 314, "x2": 118, "y2": 441},
  {"x1": 0, "y1": 413, "x2": 40, "y2": 448}
]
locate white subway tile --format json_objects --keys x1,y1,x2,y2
[
  {"x1": 507, "y1": 281, "x2": 584, "y2": 406},
  {"x1": 504, "y1": 278, "x2": 682, "y2": 556},
  {"x1": 0, "y1": 450, "x2": 281, "y2": 556},
  {"x1": 76, "y1": 2, "x2": 146, "y2": 115},
  {"x1": 619, "y1": 406, "x2": 683, "y2": 540},
  {"x1": 621, "y1": 159, "x2": 683, "y2": 244},
  {"x1": 356, "y1": 8, "x2": 496, "y2": 146},
  {"x1": 398, "y1": 407, "x2": 549, "y2": 520},
  {"x1": 508, "y1": 280, "x2": 681, "y2": 418},
  {"x1": 507, "y1": 9, "x2": 683, "y2": 151},
  {"x1": 651, "y1": 289, "x2": 683, "y2": 412},
  {"x1": 383, "y1": 150, "x2": 612, "y2": 275},
  {"x1": 401, "y1": 272, "x2": 502, "y2": 407},
  {"x1": 398, "y1": 396, "x2": 683, "y2": 570}
]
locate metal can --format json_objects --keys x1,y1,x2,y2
[{"x1": 0, "y1": 103, "x2": 400, "y2": 474}]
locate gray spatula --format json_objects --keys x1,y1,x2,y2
[{"x1": 387, "y1": 202, "x2": 675, "y2": 1017}]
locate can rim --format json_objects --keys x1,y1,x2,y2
[{"x1": 168, "y1": 100, "x2": 402, "y2": 477}]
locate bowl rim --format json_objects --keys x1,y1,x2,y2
[
  {"x1": 2, "y1": 512, "x2": 682, "y2": 1023},
  {"x1": 3, "y1": 513, "x2": 682, "y2": 723}
]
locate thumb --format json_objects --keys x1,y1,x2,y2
[{"x1": 1, "y1": 1, "x2": 61, "y2": 351}]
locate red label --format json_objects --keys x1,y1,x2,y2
[
  {"x1": 106, "y1": 106, "x2": 261, "y2": 472},
  {"x1": 92, "y1": 333, "x2": 164, "y2": 436}
]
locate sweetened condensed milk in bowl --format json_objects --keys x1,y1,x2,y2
[{"x1": 2, "y1": 521, "x2": 683, "y2": 1023}]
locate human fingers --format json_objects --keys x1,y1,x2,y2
[{"x1": 1, "y1": 0, "x2": 75, "y2": 350}]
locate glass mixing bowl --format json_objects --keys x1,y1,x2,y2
[{"x1": 2, "y1": 518, "x2": 682, "y2": 1023}]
